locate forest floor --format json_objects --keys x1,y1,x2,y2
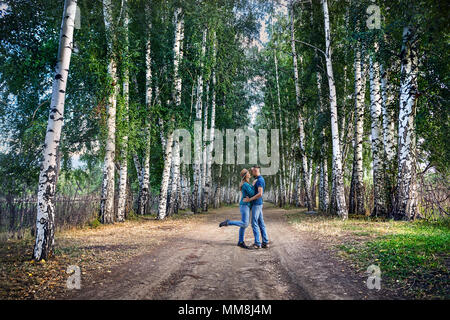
[{"x1": 0, "y1": 204, "x2": 447, "y2": 299}]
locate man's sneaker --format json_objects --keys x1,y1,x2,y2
[
  {"x1": 237, "y1": 242, "x2": 249, "y2": 249},
  {"x1": 219, "y1": 220, "x2": 229, "y2": 227},
  {"x1": 262, "y1": 242, "x2": 270, "y2": 249},
  {"x1": 252, "y1": 244, "x2": 261, "y2": 249}
]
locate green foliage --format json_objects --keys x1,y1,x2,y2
[
  {"x1": 87, "y1": 218, "x2": 101, "y2": 229},
  {"x1": 126, "y1": 209, "x2": 139, "y2": 221}
]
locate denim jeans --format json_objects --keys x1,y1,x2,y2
[
  {"x1": 251, "y1": 204, "x2": 269, "y2": 246},
  {"x1": 227, "y1": 205, "x2": 250, "y2": 243}
]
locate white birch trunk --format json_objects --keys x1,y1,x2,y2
[
  {"x1": 273, "y1": 48, "x2": 286, "y2": 207},
  {"x1": 179, "y1": 164, "x2": 188, "y2": 210},
  {"x1": 395, "y1": 26, "x2": 418, "y2": 220},
  {"x1": 201, "y1": 82, "x2": 209, "y2": 211},
  {"x1": 349, "y1": 46, "x2": 366, "y2": 215},
  {"x1": 158, "y1": 127, "x2": 174, "y2": 220},
  {"x1": 192, "y1": 28, "x2": 207, "y2": 213},
  {"x1": 100, "y1": 0, "x2": 118, "y2": 224},
  {"x1": 168, "y1": 7, "x2": 184, "y2": 215},
  {"x1": 369, "y1": 43, "x2": 388, "y2": 216},
  {"x1": 290, "y1": 3, "x2": 312, "y2": 211},
  {"x1": 214, "y1": 164, "x2": 222, "y2": 208},
  {"x1": 317, "y1": 69, "x2": 329, "y2": 213},
  {"x1": 168, "y1": 137, "x2": 180, "y2": 215},
  {"x1": 138, "y1": 2, "x2": 153, "y2": 216},
  {"x1": 321, "y1": 0, "x2": 347, "y2": 218},
  {"x1": 380, "y1": 64, "x2": 396, "y2": 163},
  {"x1": 117, "y1": 0, "x2": 129, "y2": 222},
  {"x1": 205, "y1": 31, "x2": 217, "y2": 212},
  {"x1": 33, "y1": 0, "x2": 77, "y2": 261},
  {"x1": 133, "y1": 153, "x2": 143, "y2": 196},
  {"x1": 270, "y1": 16, "x2": 287, "y2": 207},
  {"x1": 380, "y1": 63, "x2": 397, "y2": 212},
  {"x1": 319, "y1": 157, "x2": 329, "y2": 212}
]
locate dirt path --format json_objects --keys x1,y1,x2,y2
[{"x1": 66, "y1": 204, "x2": 390, "y2": 300}]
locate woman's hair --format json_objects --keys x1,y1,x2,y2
[{"x1": 239, "y1": 168, "x2": 249, "y2": 191}]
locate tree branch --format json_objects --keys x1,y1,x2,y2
[{"x1": 294, "y1": 39, "x2": 326, "y2": 58}]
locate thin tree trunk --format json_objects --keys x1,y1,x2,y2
[
  {"x1": 270, "y1": 15, "x2": 287, "y2": 207},
  {"x1": 205, "y1": 31, "x2": 217, "y2": 212},
  {"x1": 290, "y1": 2, "x2": 312, "y2": 211},
  {"x1": 349, "y1": 45, "x2": 366, "y2": 215},
  {"x1": 369, "y1": 42, "x2": 388, "y2": 217},
  {"x1": 380, "y1": 63, "x2": 396, "y2": 213},
  {"x1": 168, "y1": 137, "x2": 180, "y2": 215},
  {"x1": 100, "y1": 0, "x2": 118, "y2": 224},
  {"x1": 201, "y1": 82, "x2": 209, "y2": 211},
  {"x1": 157, "y1": 124, "x2": 174, "y2": 220},
  {"x1": 319, "y1": 157, "x2": 329, "y2": 213},
  {"x1": 394, "y1": 26, "x2": 418, "y2": 220},
  {"x1": 33, "y1": 0, "x2": 77, "y2": 261},
  {"x1": 214, "y1": 164, "x2": 222, "y2": 208},
  {"x1": 138, "y1": 2, "x2": 153, "y2": 216},
  {"x1": 192, "y1": 28, "x2": 207, "y2": 213},
  {"x1": 133, "y1": 153, "x2": 143, "y2": 212},
  {"x1": 321, "y1": 0, "x2": 347, "y2": 218},
  {"x1": 168, "y1": 6, "x2": 184, "y2": 215},
  {"x1": 117, "y1": 0, "x2": 129, "y2": 222}
]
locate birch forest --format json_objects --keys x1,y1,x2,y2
[{"x1": 0, "y1": 0, "x2": 448, "y2": 301}]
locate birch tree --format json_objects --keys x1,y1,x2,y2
[
  {"x1": 168, "y1": 6, "x2": 184, "y2": 215},
  {"x1": 369, "y1": 42, "x2": 388, "y2": 216},
  {"x1": 117, "y1": 0, "x2": 129, "y2": 222},
  {"x1": 192, "y1": 28, "x2": 207, "y2": 214},
  {"x1": 137, "y1": 1, "x2": 153, "y2": 215},
  {"x1": 349, "y1": 45, "x2": 366, "y2": 215},
  {"x1": 316, "y1": 70, "x2": 329, "y2": 213},
  {"x1": 271, "y1": 18, "x2": 286, "y2": 207},
  {"x1": 100, "y1": 0, "x2": 118, "y2": 224},
  {"x1": 201, "y1": 81, "x2": 209, "y2": 211},
  {"x1": 290, "y1": 2, "x2": 312, "y2": 211},
  {"x1": 205, "y1": 30, "x2": 217, "y2": 212},
  {"x1": 321, "y1": 0, "x2": 347, "y2": 218},
  {"x1": 394, "y1": 26, "x2": 419, "y2": 220},
  {"x1": 33, "y1": 0, "x2": 77, "y2": 261},
  {"x1": 380, "y1": 62, "x2": 397, "y2": 212},
  {"x1": 158, "y1": 122, "x2": 174, "y2": 220}
]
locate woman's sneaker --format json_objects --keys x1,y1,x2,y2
[
  {"x1": 237, "y1": 242, "x2": 249, "y2": 249},
  {"x1": 219, "y1": 220, "x2": 229, "y2": 227}
]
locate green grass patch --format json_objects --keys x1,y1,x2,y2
[{"x1": 286, "y1": 209, "x2": 450, "y2": 299}]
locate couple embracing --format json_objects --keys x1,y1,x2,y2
[{"x1": 219, "y1": 166, "x2": 269, "y2": 250}]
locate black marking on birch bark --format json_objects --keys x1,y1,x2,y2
[
  {"x1": 55, "y1": 74, "x2": 63, "y2": 80},
  {"x1": 59, "y1": 89, "x2": 65, "y2": 93},
  {"x1": 50, "y1": 108, "x2": 62, "y2": 115}
]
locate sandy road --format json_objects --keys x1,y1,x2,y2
[{"x1": 68, "y1": 204, "x2": 389, "y2": 300}]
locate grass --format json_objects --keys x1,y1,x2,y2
[{"x1": 285, "y1": 209, "x2": 450, "y2": 299}]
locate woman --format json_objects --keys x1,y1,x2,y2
[{"x1": 218, "y1": 168, "x2": 255, "y2": 249}]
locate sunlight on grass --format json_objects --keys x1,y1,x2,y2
[{"x1": 286, "y1": 209, "x2": 450, "y2": 299}]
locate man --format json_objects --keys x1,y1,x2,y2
[{"x1": 243, "y1": 165, "x2": 269, "y2": 249}]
